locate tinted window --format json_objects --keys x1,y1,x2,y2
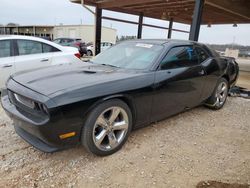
[
  {"x1": 42, "y1": 43, "x2": 60, "y2": 53},
  {"x1": 60, "y1": 39, "x2": 67, "y2": 43},
  {"x1": 0, "y1": 40, "x2": 11, "y2": 58},
  {"x1": 17, "y1": 40, "x2": 42, "y2": 55},
  {"x1": 195, "y1": 47, "x2": 209, "y2": 63},
  {"x1": 67, "y1": 39, "x2": 74, "y2": 43},
  {"x1": 160, "y1": 46, "x2": 198, "y2": 70}
]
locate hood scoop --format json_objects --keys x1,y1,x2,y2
[
  {"x1": 81, "y1": 70, "x2": 97, "y2": 74},
  {"x1": 80, "y1": 68, "x2": 115, "y2": 74}
]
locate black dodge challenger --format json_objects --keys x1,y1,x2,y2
[{"x1": 1, "y1": 39, "x2": 239, "y2": 156}]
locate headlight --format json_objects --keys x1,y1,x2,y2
[
  {"x1": 14, "y1": 93, "x2": 35, "y2": 109},
  {"x1": 13, "y1": 92, "x2": 49, "y2": 115}
]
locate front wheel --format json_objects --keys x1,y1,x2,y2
[
  {"x1": 205, "y1": 77, "x2": 229, "y2": 110},
  {"x1": 81, "y1": 99, "x2": 132, "y2": 156}
]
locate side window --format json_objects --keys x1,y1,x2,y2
[
  {"x1": 17, "y1": 40, "x2": 42, "y2": 55},
  {"x1": 67, "y1": 39, "x2": 74, "y2": 43},
  {"x1": 42, "y1": 43, "x2": 60, "y2": 53},
  {"x1": 0, "y1": 40, "x2": 11, "y2": 58},
  {"x1": 160, "y1": 46, "x2": 198, "y2": 70},
  {"x1": 195, "y1": 47, "x2": 209, "y2": 63},
  {"x1": 60, "y1": 39, "x2": 66, "y2": 43}
]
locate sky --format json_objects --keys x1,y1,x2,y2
[{"x1": 1, "y1": 0, "x2": 250, "y2": 45}]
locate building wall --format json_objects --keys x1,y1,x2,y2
[
  {"x1": 13, "y1": 27, "x2": 53, "y2": 37},
  {"x1": 53, "y1": 25, "x2": 117, "y2": 44},
  {"x1": 0, "y1": 26, "x2": 54, "y2": 39},
  {"x1": 0, "y1": 25, "x2": 117, "y2": 44}
]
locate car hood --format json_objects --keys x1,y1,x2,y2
[{"x1": 11, "y1": 62, "x2": 144, "y2": 97}]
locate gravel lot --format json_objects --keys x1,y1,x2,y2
[{"x1": 0, "y1": 97, "x2": 249, "y2": 188}]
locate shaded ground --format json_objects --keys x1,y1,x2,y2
[{"x1": 0, "y1": 97, "x2": 250, "y2": 188}]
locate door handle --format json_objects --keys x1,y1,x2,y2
[
  {"x1": 1, "y1": 64, "x2": 13, "y2": 68},
  {"x1": 41, "y1": 59, "x2": 49, "y2": 62},
  {"x1": 198, "y1": 70, "x2": 205, "y2": 75}
]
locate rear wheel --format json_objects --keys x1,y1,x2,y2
[
  {"x1": 205, "y1": 77, "x2": 229, "y2": 110},
  {"x1": 87, "y1": 50, "x2": 93, "y2": 56},
  {"x1": 81, "y1": 99, "x2": 132, "y2": 156}
]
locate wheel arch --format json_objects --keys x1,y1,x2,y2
[
  {"x1": 87, "y1": 49, "x2": 93, "y2": 55},
  {"x1": 82, "y1": 94, "x2": 137, "y2": 127},
  {"x1": 222, "y1": 74, "x2": 229, "y2": 83}
]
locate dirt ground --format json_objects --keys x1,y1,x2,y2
[
  {"x1": 237, "y1": 58, "x2": 250, "y2": 90},
  {"x1": 0, "y1": 97, "x2": 250, "y2": 188},
  {"x1": 237, "y1": 71, "x2": 250, "y2": 90}
]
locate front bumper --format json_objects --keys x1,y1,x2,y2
[
  {"x1": 14, "y1": 125, "x2": 61, "y2": 152},
  {"x1": 1, "y1": 89, "x2": 82, "y2": 153}
]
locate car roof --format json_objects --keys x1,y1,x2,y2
[
  {"x1": 0, "y1": 35, "x2": 65, "y2": 50},
  {"x1": 54, "y1": 38, "x2": 81, "y2": 40},
  {"x1": 122, "y1": 39, "x2": 200, "y2": 46},
  {"x1": 0, "y1": 35, "x2": 44, "y2": 41}
]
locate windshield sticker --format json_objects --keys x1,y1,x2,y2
[{"x1": 136, "y1": 43, "x2": 153, "y2": 48}]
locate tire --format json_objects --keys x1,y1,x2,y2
[
  {"x1": 87, "y1": 50, "x2": 93, "y2": 56},
  {"x1": 81, "y1": 99, "x2": 132, "y2": 156},
  {"x1": 205, "y1": 77, "x2": 229, "y2": 110}
]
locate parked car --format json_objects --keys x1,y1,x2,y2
[
  {"x1": 1, "y1": 39, "x2": 239, "y2": 156},
  {"x1": 53, "y1": 38, "x2": 87, "y2": 57},
  {"x1": 86, "y1": 42, "x2": 113, "y2": 56},
  {"x1": 40, "y1": 36, "x2": 52, "y2": 41},
  {"x1": 0, "y1": 35, "x2": 82, "y2": 90}
]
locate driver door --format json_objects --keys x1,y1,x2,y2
[{"x1": 151, "y1": 45, "x2": 206, "y2": 122}]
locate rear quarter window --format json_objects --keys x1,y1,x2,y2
[
  {"x1": 42, "y1": 43, "x2": 60, "y2": 53},
  {"x1": 195, "y1": 47, "x2": 209, "y2": 63}
]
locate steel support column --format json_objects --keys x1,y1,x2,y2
[
  {"x1": 167, "y1": 18, "x2": 174, "y2": 39},
  {"x1": 95, "y1": 8, "x2": 102, "y2": 55},
  {"x1": 189, "y1": 0, "x2": 204, "y2": 41},
  {"x1": 137, "y1": 13, "x2": 143, "y2": 39}
]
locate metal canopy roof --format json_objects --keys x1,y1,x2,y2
[{"x1": 70, "y1": 0, "x2": 250, "y2": 24}]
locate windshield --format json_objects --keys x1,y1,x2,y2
[
  {"x1": 91, "y1": 42, "x2": 164, "y2": 70},
  {"x1": 53, "y1": 39, "x2": 60, "y2": 44}
]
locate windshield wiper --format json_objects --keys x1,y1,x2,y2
[{"x1": 101, "y1": 63, "x2": 120, "y2": 68}]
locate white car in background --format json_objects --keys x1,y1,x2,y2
[
  {"x1": 86, "y1": 42, "x2": 113, "y2": 56},
  {"x1": 0, "y1": 35, "x2": 82, "y2": 90}
]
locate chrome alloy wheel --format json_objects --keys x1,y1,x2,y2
[
  {"x1": 93, "y1": 107, "x2": 129, "y2": 151},
  {"x1": 215, "y1": 81, "x2": 228, "y2": 106}
]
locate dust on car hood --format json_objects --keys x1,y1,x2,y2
[{"x1": 11, "y1": 62, "x2": 140, "y2": 97}]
